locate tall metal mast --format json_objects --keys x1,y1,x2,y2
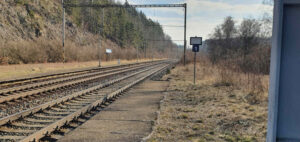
[
  {"x1": 183, "y1": 3, "x2": 187, "y2": 65},
  {"x1": 62, "y1": 0, "x2": 65, "y2": 63}
]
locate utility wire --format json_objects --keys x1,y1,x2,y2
[
  {"x1": 145, "y1": 25, "x2": 184, "y2": 27},
  {"x1": 146, "y1": 39, "x2": 184, "y2": 41}
]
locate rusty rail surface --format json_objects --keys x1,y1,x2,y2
[
  {"x1": 0, "y1": 62, "x2": 171, "y2": 142},
  {"x1": 0, "y1": 63, "x2": 147, "y2": 94},
  {"x1": 0, "y1": 61, "x2": 166, "y2": 104},
  {"x1": 0, "y1": 60, "x2": 163, "y2": 88}
]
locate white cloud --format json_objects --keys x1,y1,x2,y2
[
  {"x1": 116, "y1": 0, "x2": 273, "y2": 45},
  {"x1": 148, "y1": 0, "x2": 272, "y2": 44},
  {"x1": 148, "y1": 16, "x2": 222, "y2": 44},
  {"x1": 185, "y1": 0, "x2": 272, "y2": 17}
]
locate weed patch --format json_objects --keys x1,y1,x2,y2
[{"x1": 148, "y1": 61, "x2": 268, "y2": 142}]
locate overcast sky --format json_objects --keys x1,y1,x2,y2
[{"x1": 116, "y1": 0, "x2": 273, "y2": 45}]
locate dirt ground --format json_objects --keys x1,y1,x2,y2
[
  {"x1": 58, "y1": 80, "x2": 169, "y2": 142},
  {"x1": 147, "y1": 64, "x2": 268, "y2": 142},
  {"x1": 0, "y1": 59, "x2": 155, "y2": 80}
]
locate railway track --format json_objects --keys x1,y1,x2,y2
[
  {"x1": 0, "y1": 61, "x2": 167, "y2": 118},
  {"x1": 0, "y1": 61, "x2": 172, "y2": 142},
  {"x1": 0, "y1": 62, "x2": 150, "y2": 102},
  {"x1": 0, "y1": 63, "x2": 144, "y2": 96},
  {"x1": 0, "y1": 60, "x2": 162, "y2": 90}
]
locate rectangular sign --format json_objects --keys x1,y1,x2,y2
[
  {"x1": 190, "y1": 37, "x2": 202, "y2": 45},
  {"x1": 192, "y1": 45, "x2": 199, "y2": 52},
  {"x1": 106, "y1": 49, "x2": 112, "y2": 54}
]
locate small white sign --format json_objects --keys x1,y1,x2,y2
[
  {"x1": 106, "y1": 49, "x2": 112, "y2": 54},
  {"x1": 190, "y1": 37, "x2": 202, "y2": 45}
]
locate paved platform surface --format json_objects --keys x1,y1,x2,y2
[{"x1": 58, "y1": 80, "x2": 169, "y2": 142}]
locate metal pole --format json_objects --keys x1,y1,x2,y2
[
  {"x1": 62, "y1": 0, "x2": 65, "y2": 63},
  {"x1": 177, "y1": 45, "x2": 179, "y2": 59},
  {"x1": 90, "y1": 0, "x2": 93, "y2": 24},
  {"x1": 137, "y1": 13, "x2": 140, "y2": 62},
  {"x1": 168, "y1": 43, "x2": 170, "y2": 59},
  {"x1": 184, "y1": 3, "x2": 187, "y2": 66},
  {"x1": 152, "y1": 29, "x2": 154, "y2": 62},
  {"x1": 194, "y1": 51, "x2": 196, "y2": 84},
  {"x1": 144, "y1": 42, "x2": 146, "y2": 59},
  {"x1": 151, "y1": 35, "x2": 153, "y2": 61},
  {"x1": 99, "y1": 8, "x2": 104, "y2": 67},
  {"x1": 98, "y1": 31, "x2": 101, "y2": 67},
  {"x1": 170, "y1": 43, "x2": 172, "y2": 59},
  {"x1": 152, "y1": 45, "x2": 154, "y2": 61},
  {"x1": 136, "y1": 46, "x2": 139, "y2": 62}
]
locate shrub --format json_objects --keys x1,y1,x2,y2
[
  {"x1": 0, "y1": 37, "x2": 160, "y2": 65},
  {"x1": 15, "y1": 0, "x2": 28, "y2": 5}
]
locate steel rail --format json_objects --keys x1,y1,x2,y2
[
  {"x1": 0, "y1": 62, "x2": 148, "y2": 90},
  {"x1": 0, "y1": 60, "x2": 163, "y2": 87},
  {"x1": 63, "y1": 3, "x2": 185, "y2": 8},
  {"x1": 0, "y1": 63, "x2": 170, "y2": 142},
  {"x1": 0, "y1": 63, "x2": 149, "y2": 95},
  {"x1": 0, "y1": 61, "x2": 165, "y2": 104},
  {"x1": 21, "y1": 64, "x2": 169, "y2": 142},
  {"x1": 0, "y1": 63, "x2": 162, "y2": 126}
]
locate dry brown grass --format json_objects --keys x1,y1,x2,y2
[
  {"x1": 0, "y1": 59, "x2": 155, "y2": 80},
  {"x1": 148, "y1": 57, "x2": 269, "y2": 142},
  {"x1": 0, "y1": 37, "x2": 168, "y2": 65}
]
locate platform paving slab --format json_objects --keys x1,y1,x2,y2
[{"x1": 58, "y1": 80, "x2": 169, "y2": 142}]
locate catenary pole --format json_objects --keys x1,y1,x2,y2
[
  {"x1": 144, "y1": 42, "x2": 146, "y2": 59},
  {"x1": 136, "y1": 13, "x2": 140, "y2": 62},
  {"x1": 152, "y1": 29, "x2": 154, "y2": 62},
  {"x1": 99, "y1": 9, "x2": 104, "y2": 67},
  {"x1": 62, "y1": 0, "x2": 65, "y2": 63},
  {"x1": 194, "y1": 51, "x2": 196, "y2": 84},
  {"x1": 184, "y1": 3, "x2": 187, "y2": 66},
  {"x1": 136, "y1": 44, "x2": 139, "y2": 62}
]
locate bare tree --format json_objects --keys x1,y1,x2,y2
[
  {"x1": 260, "y1": 13, "x2": 273, "y2": 38},
  {"x1": 222, "y1": 16, "x2": 236, "y2": 40},
  {"x1": 207, "y1": 16, "x2": 237, "y2": 63},
  {"x1": 212, "y1": 26, "x2": 222, "y2": 40},
  {"x1": 207, "y1": 16, "x2": 271, "y2": 74},
  {"x1": 221, "y1": 16, "x2": 236, "y2": 59},
  {"x1": 239, "y1": 18, "x2": 261, "y2": 56}
]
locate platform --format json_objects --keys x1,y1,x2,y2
[{"x1": 58, "y1": 80, "x2": 169, "y2": 142}]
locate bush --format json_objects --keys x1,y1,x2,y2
[
  {"x1": 0, "y1": 38, "x2": 158, "y2": 65},
  {"x1": 206, "y1": 16, "x2": 271, "y2": 75},
  {"x1": 14, "y1": 0, "x2": 28, "y2": 5}
]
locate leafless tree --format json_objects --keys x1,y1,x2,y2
[
  {"x1": 207, "y1": 16, "x2": 237, "y2": 63},
  {"x1": 222, "y1": 16, "x2": 236, "y2": 39},
  {"x1": 207, "y1": 16, "x2": 271, "y2": 74},
  {"x1": 260, "y1": 13, "x2": 273, "y2": 38},
  {"x1": 239, "y1": 18, "x2": 261, "y2": 56}
]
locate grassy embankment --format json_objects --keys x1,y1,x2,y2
[
  {"x1": 148, "y1": 61, "x2": 269, "y2": 142},
  {"x1": 0, "y1": 59, "x2": 154, "y2": 80}
]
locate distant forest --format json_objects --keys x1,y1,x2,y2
[
  {"x1": 65, "y1": 0, "x2": 176, "y2": 51},
  {"x1": 0, "y1": 0, "x2": 177, "y2": 64}
]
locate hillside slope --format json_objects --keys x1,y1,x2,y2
[
  {"x1": 0, "y1": 0, "x2": 176, "y2": 64},
  {"x1": 0, "y1": 0, "x2": 64, "y2": 40}
]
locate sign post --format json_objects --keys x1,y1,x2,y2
[
  {"x1": 190, "y1": 36, "x2": 202, "y2": 84},
  {"x1": 106, "y1": 49, "x2": 112, "y2": 61}
]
